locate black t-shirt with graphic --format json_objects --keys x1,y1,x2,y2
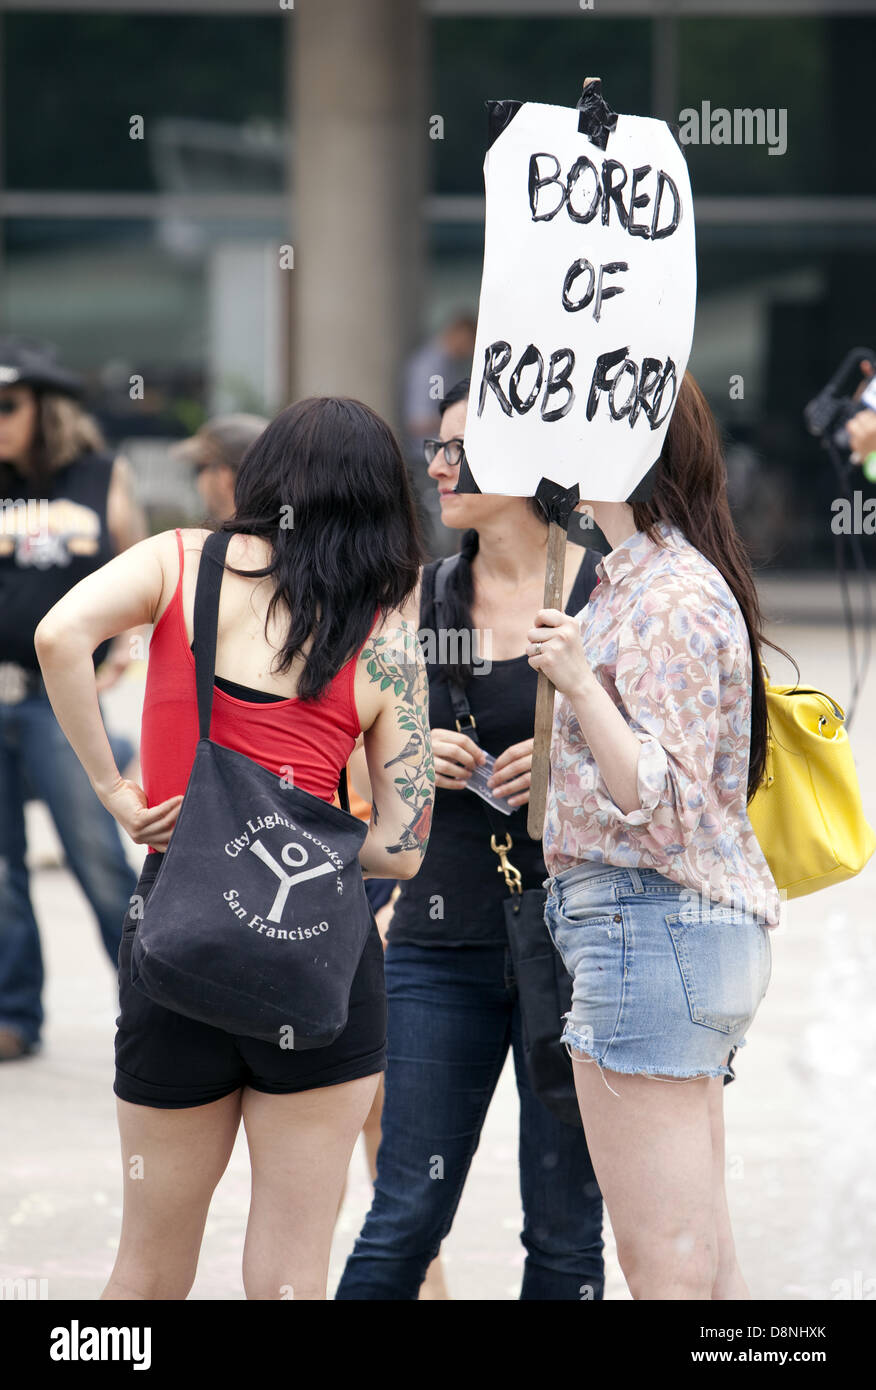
[{"x1": 0, "y1": 450, "x2": 116, "y2": 670}]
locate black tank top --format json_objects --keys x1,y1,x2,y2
[
  {"x1": 0, "y1": 450, "x2": 116, "y2": 671},
  {"x1": 388, "y1": 547, "x2": 601, "y2": 948}
]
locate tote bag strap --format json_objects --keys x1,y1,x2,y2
[
  {"x1": 191, "y1": 528, "x2": 351, "y2": 812},
  {"x1": 193, "y1": 529, "x2": 234, "y2": 741}
]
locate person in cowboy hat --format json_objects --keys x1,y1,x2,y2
[
  {"x1": 0, "y1": 336, "x2": 145, "y2": 1060},
  {"x1": 172, "y1": 414, "x2": 269, "y2": 525}
]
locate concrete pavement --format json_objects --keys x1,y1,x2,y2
[{"x1": 1, "y1": 616, "x2": 874, "y2": 1300}]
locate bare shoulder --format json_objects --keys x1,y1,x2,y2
[
  {"x1": 360, "y1": 609, "x2": 424, "y2": 682},
  {"x1": 177, "y1": 527, "x2": 272, "y2": 570},
  {"x1": 177, "y1": 526, "x2": 212, "y2": 556},
  {"x1": 145, "y1": 528, "x2": 195, "y2": 626}
]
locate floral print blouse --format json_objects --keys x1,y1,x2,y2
[{"x1": 545, "y1": 520, "x2": 780, "y2": 926}]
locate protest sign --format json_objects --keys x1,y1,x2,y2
[
  {"x1": 459, "y1": 84, "x2": 697, "y2": 837},
  {"x1": 463, "y1": 98, "x2": 696, "y2": 502}
]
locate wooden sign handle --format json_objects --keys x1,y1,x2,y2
[
  {"x1": 525, "y1": 76, "x2": 603, "y2": 840},
  {"x1": 527, "y1": 520, "x2": 569, "y2": 840}
]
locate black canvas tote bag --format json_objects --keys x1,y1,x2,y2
[{"x1": 130, "y1": 529, "x2": 372, "y2": 1048}]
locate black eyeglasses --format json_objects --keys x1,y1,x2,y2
[{"x1": 423, "y1": 437, "x2": 466, "y2": 468}]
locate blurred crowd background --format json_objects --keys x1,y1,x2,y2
[{"x1": 1, "y1": 0, "x2": 875, "y2": 563}]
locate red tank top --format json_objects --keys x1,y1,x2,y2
[{"x1": 141, "y1": 531, "x2": 365, "y2": 838}]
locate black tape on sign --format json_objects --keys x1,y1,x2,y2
[
  {"x1": 451, "y1": 450, "x2": 483, "y2": 496},
  {"x1": 626, "y1": 457, "x2": 659, "y2": 505},
  {"x1": 485, "y1": 98, "x2": 523, "y2": 150},
  {"x1": 534, "y1": 476, "x2": 580, "y2": 528},
  {"x1": 576, "y1": 79, "x2": 618, "y2": 149}
]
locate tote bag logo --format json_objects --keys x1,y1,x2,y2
[
  {"x1": 249, "y1": 839, "x2": 334, "y2": 921},
  {"x1": 222, "y1": 814, "x2": 346, "y2": 941}
]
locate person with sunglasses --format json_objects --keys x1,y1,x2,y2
[
  {"x1": 337, "y1": 378, "x2": 605, "y2": 1301},
  {"x1": 0, "y1": 337, "x2": 146, "y2": 1061}
]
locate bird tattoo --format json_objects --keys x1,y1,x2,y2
[{"x1": 384, "y1": 732, "x2": 423, "y2": 768}]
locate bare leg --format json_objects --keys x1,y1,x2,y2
[
  {"x1": 103, "y1": 1091, "x2": 242, "y2": 1300},
  {"x1": 241, "y1": 1074, "x2": 380, "y2": 1300},
  {"x1": 571, "y1": 1056, "x2": 718, "y2": 1300},
  {"x1": 709, "y1": 1074, "x2": 750, "y2": 1299},
  {"x1": 361, "y1": 1072, "x2": 384, "y2": 1183}
]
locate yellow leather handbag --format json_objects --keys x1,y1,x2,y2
[{"x1": 747, "y1": 669, "x2": 876, "y2": 899}]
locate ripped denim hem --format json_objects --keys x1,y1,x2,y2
[{"x1": 560, "y1": 1023, "x2": 742, "y2": 1087}]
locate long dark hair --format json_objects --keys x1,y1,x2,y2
[
  {"x1": 221, "y1": 395, "x2": 424, "y2": 701},
  {"x1": 436, "y1": 373, "x2": 794, "y2": 803},
  {"x1": 632, "y1": 372, "x2": 796, "y2": 802},
  {"x1": 435, "y1": 376, "x2": 547, "y2": 684}
]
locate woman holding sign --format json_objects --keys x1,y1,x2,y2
[
  {"x1": 532, "y1": 373, "x2": 784, "y2": 1301},
  {"x1": 337, "y1": 379, "x2": 605, "y2": 1302}
]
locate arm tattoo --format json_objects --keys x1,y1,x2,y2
[{"x1": 362, "y1": 625, "x2": 434, "y2": 856}]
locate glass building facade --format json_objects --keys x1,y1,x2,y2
[{"x1": 1, "y1": 1, "x2": 875, "y2": 565}]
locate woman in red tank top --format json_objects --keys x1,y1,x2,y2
[
  {"x1": 35, "y1": 396, "x2": 433, "y2": 1300},
  {"x1": 140, "y1": 527, "x2": 368, "y2": 825}
]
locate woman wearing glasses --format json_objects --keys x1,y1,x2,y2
[
  {"x1": 337, "y1": 379, "x2": 605, "y2": 1301},
  {"x1": 0, "y1": 337, "x2": 144, "y2": 1062}
]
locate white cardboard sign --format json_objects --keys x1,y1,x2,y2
[{"x1": 463, "y1": 102, "x2": 697, "y2": 501}]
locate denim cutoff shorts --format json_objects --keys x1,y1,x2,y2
[{"x1": 544, "y1": 862, "x2": 772, "y2": 1083}]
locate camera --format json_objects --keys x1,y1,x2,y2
[{"x1": 804, "y1": 346, "x2": 876, "y2": 461}]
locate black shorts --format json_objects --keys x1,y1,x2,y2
[{"x1": 115, "y1": 854, "x2": 387, "y2": 1109}]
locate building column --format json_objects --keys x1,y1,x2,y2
[{"x1": 290, "y1": 0, "x2": 426, "y2": 431}]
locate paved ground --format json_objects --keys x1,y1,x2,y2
[{"x1": 1, "y1": 611, "x2": 875, "y2": 1301}]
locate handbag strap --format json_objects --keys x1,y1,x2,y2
[
  {"x1": 191, "y1": 529, "x2": 350, "y2": 812},
  {"x1": 431, "y1": 555, "x2": 523, "y2": 898},
  {"x1": 430, "y1": 546, "x2": 598, "y2": 898}
]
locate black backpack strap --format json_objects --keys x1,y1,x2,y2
[
  {"x1": 431, "y1": 554, "x2": 476, "y2": 737},
  {"x1": 193, "y1": 529, "x2": 233, "y2": 741},
  {"x1": 421, "y1": 555, "x2": 453, "y2": 631},
  {"x1": 431, "y1": 551, "x2": 462, "y2": 615}
]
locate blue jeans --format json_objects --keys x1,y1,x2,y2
[
  {"x1": 336, "y1": 941, "x2": 605, "y2": 1300},
  {"x1": 546, "y1": 863, "x2": 771, "y2": 1082},
  {"x1": 0, "y1": 693, "x2": 137, "y2": 1045}
]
